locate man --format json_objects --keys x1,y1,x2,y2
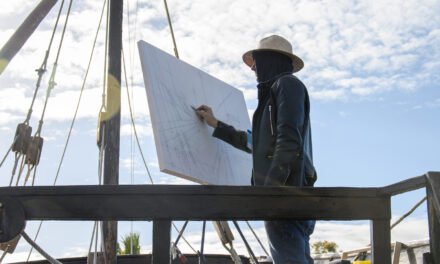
[{"x1": 196, "y1": 35, "x2": 316, "y2": 264}]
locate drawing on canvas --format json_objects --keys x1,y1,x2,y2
[{"x1": 138, "y1": 40, "x2": 252, "y2": 185}]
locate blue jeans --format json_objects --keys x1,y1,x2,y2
[{"x1": 265, "y1": 220, "x2": 315, "y2": 264}]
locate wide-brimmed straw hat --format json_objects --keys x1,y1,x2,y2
[{"x1": 242, "y1": 35, "x2": 304, "y2": 73}]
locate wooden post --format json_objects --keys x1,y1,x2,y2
[
  {"x1": 102, "y1": 0, "x2": 123, "y2": 263},
  {"x1": 426, "y1": 172, "x2": 440, "y2": 264},
  {"x1": 392, "y1": 242, "x2": 403, "y2": 264},
  {"x1": 152, "y1": 220, "x2": 171, "y2": 264},
  {"x1": 370, "y1": 218, "x2": 391, "y2": 264},
  {"x1": 0, "y1": 0, "x2": 57, "y2": 75}
]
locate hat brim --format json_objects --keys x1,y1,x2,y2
[{"x1": 242, "y1": 49, "x2": 304, "y2": 73}]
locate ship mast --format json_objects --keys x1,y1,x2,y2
[{"x1": 101, "y1": 0, "x2": 123, "y2": 263}]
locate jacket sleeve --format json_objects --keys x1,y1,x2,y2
[
  {"x1": 212, "y1": 121, "x2": 252, "y2": 153},
  {"x1": 264, "y1": 77, "x2": 305, "y2": 186}
]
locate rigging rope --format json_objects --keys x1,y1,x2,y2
[
  {"x1": 122, "y1": 50, "x2": 154, "y2": 184},
  {"x1": 16, "y1": 0, "x2": 74, "y2": 188},
  {"x1": 0, "y1": 247, "x2": 8, "y2": 263},
  {"x1": 36, "y1": 0, "x2": 73, "y2": 133},
  {"x1": 232, "y1": 221, "x2": 259, "y2": 264},
  {"x1": 21, "y1": 231, "x2": 62, "y2": 264},
  {"x1": 173, "y1": 223, "x2": 198, "y2": 254},
  {"x1": 245, "y1": 221, "x2": 269, "y2": 256},
  {"x1": 53, "y1": 0, "x2": 108, "y2": 186},
  {"x1": 125, "y1": 0, "x2": 141, "y2": 250},
  {"x1": 0, "y1": 0, "x2": 66, "y2": 183},
  {"x1": 163, "y1": 0, "x2": 180, "y2": 58},
  {"x1": 391, "y1": 196, "x2": 427, "y2": 230},
  {"x1": 100, "y1": 0, "x2": 111, "y2": 113}
]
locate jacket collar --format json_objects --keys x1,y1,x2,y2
[{"x1": 256, "y1": 72, "x2": 292, "y2": 100}]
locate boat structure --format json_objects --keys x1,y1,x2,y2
[{"x1": 0, "y1": 1, "x2": 439, "y2": 264}]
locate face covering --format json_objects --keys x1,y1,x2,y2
[{"x1": 252, "y1": 50, "x2": 293, "y2": 84}]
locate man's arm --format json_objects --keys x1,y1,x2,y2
[
  {"x1": 212, "y1": 121, "x2": 252, "y2": 153},
  {"x1": 264, "y1": 76, "x2": 305, "y2": 186},
  {"x1": 196, "y1": 105, "x2": 251, "y2": 153}
]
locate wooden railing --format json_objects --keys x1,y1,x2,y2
[{"x1": 0, "y1": 171, "x2": 438, "y2": 264}]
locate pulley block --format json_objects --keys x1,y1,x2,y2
[
  {"x1": 25, "y1": 136, "x2": 44, "y2": 166},
  {"x1": 11, "y1": 123, "x2": 32, "y2": 154}
]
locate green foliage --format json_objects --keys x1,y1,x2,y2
[
  {"x1": 118, "y1": 232, "x2": 141, "y2": 255},
  {"x1": 312, "y1": 240, "x2": 338, "y2": 254}
]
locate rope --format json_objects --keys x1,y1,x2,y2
[
  {"x1": 35, "y1": 0, "x2": 74, "y2": 137},
  {"x1": 0, "y1": 0, "x2": 66, "y2": 169},
  {"x1": 199, "y1": 221, "x2": 207, "y2": 263},
  {"x1": 18, "y1": 0, "x2": 74, "y2": 184},
  {"x1": 53, "y1": 0, "x2": 107, "y2": 186},
  {"x1": 100, "y1": 0, "x2": 110, "y2": 113},
  {"x1": 26, "y1": 219, "x2": 43, "y2": 261},
  {"x1": 172, "y1": 223, "x2": 198, "y2": 254},
  {"x1": 22, "y1": 231, "x2": 62, "y2": 264},
  {"x1": 245, "y1": 221, "x2": 269, "y2": 256},
  {"x1": 122, "y1": 50, "x2": 154, "y2": 184},
  {"x1": 125, "y1": 0, "x2": 137, "y2": 250},
  {"x1": 24, "y1": 0, "x2": 66, "y2": 125},
  {"x1": 391, "y1": 196, "x2": 427, "y2": 230},
  {"x1": 87, "y1": 221, "x2": 100, "y2": 264},
  {"x1": 0, "y1": 245, "x2": 9, "y2": 262},
  {"x1": 0, "y1": 136, "x2": 17, "y2": 168},
  {"x1": 163, "y1": 0, "x2": 180, "y2": 58},
  {"x1": 88, "y1": 221, "x2": 97, "y2": 254},
  {"x1": 232, "y1": 221, "x2": 259, "y2": 264}
]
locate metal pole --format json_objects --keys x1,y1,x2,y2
[
  {"x1": 102, "y1": 0, "x2": 123, "y2": 263},
  {"x1": 0, "y1": 0, "x2": 57, "y2": 75}
]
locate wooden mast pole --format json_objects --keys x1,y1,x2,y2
[{"x1": 102, "y1": 0, "x2": 123, "y2": 263}]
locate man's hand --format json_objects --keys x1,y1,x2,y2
[{"x1": 195, "y1": 105, "x2": 218, "y2": 128}]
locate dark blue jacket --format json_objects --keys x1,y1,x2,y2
[{"x1": 213, "y1": 74, "x2": 316, "y2": 186}]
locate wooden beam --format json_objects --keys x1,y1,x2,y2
[
  {"x1": 0, "y1": 185, "x2": 390, "y2": 221},
  {"x1": 426, "y1": 172, "x2": 440, "y2": 264},
  {"x1": 152, "y1": 220, "x2": 171, "y2": 264},
  {"x1": 0, "y1": 0, "x2": 57, "y2": 75},
  {"x1": 380, "y1": 175, "x2": 426, "y2": 196},
  {"x1": 370, "y1": 219, "x2": 391, "y2": 264}
]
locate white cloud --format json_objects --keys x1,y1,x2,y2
[
  {"x1": 241, "y1": 88, "x2": 257, "y2": 102},
  {"x1": 310, "y1": 89, "x2": 347, "y2": 101},
  {"x1": 120, "y1": 123, "x2": 153, "y2": 138},
  {"x1": 2, "y1": 0, "x2": 439, "y2": 117},
  {"x1": 413, "y1": 98, "x2": 440, "y2": 110}
]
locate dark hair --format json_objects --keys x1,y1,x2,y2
[{"x1": 252, "y1": 50, "x2": 293, "y2": 83}]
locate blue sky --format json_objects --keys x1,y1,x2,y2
[{"x1": 0, "y1": 0, "x2": 439, "y2": 262}]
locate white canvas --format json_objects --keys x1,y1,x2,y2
[{"x1": 138, "y1": 40, "x2": 252, "y2": 185}]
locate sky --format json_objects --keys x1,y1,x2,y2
[{"x1": 0, "y1": 0, "x2": 439, "y2": 262}]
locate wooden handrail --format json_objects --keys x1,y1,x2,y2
[
  {"x1": 380, "y1": 175, "x2": 426, "y2": 196},
  {"x1": 1, "y1": 172, "x2": 439, "y2": 263}
]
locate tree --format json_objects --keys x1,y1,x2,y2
[
  {"x1": 312, "y1": 240, "x2": 338, "y2": 254},
  {"x1": 117, "y1": 232, "x2": 141, "y2": 255}
]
